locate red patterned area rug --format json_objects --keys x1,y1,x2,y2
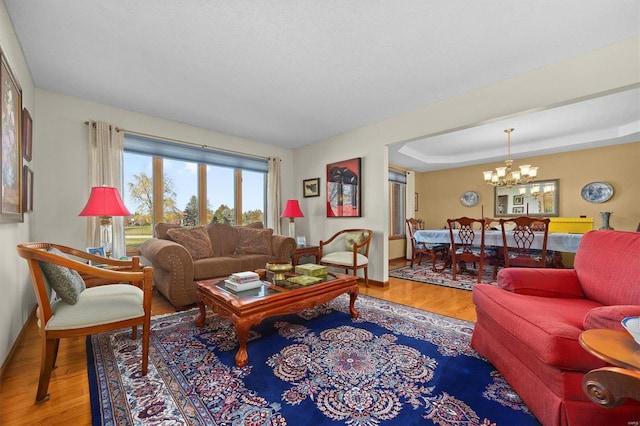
[
  {"x1": 87, "y1": 294, "x2": 538, "y2": 425},
  {"x1": 389, "y1": 262, "x2": 499, "y2": 291}
]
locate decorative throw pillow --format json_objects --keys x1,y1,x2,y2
[
  {"x1": 167, "y1": 226, "x2": 214, "y2": 260},
  {"x1": 235, "y1": 227, "x2": 273, "y2": 255},
  {"x1": 154, "y1": 222, "x2": 183, "y2": 240},
  {"x1": 38, "y1": 247, "x2": 85, "y2": 305},
  {"x1": 345, "y1": 232, "x2": 367, "y2": 254}
]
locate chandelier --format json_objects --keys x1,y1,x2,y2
[{"x1": 483, "y1": 128, "x2": 538, "y2": 187}]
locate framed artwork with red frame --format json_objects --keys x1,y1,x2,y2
[{"x1": 326, "y1": 157, "x2": 361, "y2": 217}]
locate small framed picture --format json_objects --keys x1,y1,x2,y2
[
  {"x1": 303, "y1": 178, "x2": 320, "y2": 197},
  {"x1": 513, "y1": 195, "x2": 524, "y2": 205},
  {"x1": 22, "y1": 108, "x2": 33, "y2": 161},
  {"x1": 296, "y1": 236, "x2": 307, "y2": 248},
  {"x1": 86, "y1": 246, "x2": 105, "y2": 266},
  {"x1": 513, "y1": 206, "x2": 524, "y2": 214}
]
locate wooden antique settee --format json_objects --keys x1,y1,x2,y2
[{"x1": 141, "y1": 222, "x2": 296, "y2": 308}]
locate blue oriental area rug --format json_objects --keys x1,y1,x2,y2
[{"x1": 87, "y1": 294, "x2": 539, "y2": 425}]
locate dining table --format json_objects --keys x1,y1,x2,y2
[{"x1": 414, "y1": 229, "x2": 583, "y2": 253}]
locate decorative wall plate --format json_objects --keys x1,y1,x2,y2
[
  {"x1": 581, "y1": 181, "x2": 614, "y2": 203},
  {"x1": 460, "y1": 191, "x2": 479, "y2": 207}
]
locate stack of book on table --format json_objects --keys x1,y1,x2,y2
[{"x1": 224, "y1": 271, "x2": 263, "y2": 291}]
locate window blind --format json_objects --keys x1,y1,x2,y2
[{"x1": 124, "y1": 134, "x2": 268, "y2": 173}]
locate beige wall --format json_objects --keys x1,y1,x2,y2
[
  {"x1": 389, "y1": 238, "x2": 406, "y2": 260},
  {"x1": 416, "y1": 142, "x2": 640, "y2": 232},
  {"x1": 0, "y1": 2, "x2": 36, "y2": 369}
]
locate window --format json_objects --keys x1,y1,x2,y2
[
  {"x1": 207, "y1": 165, "x2": 235, "y2": 224},
  {"x1": 389, "y1": 170, "x2": 406, "y2": 238},
  {"x1": 123, "y1": 134, "x2": 267, "y2": 253}
]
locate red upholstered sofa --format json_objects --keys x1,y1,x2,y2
[{"x1": 471, "y1": 230, "x2": 640, "y2": 426}]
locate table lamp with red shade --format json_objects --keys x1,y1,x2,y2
[
  {"x1": 280, "y1": 199, "x2": 304, "y2": 238},
  {"x1": 79, "y1": 186, "x2": 131, "y2": 258}
]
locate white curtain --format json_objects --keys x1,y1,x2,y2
[
  {"x1": 405, "y1": 170, "x2": 415, "y2": 260},
  {"x1": 86, "y1": 120, "x2": 126, "y2": 258},
  {"x1": 266, "y1": 157, "x2": 282, "y2": 234}
]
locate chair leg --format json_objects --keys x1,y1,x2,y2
[
  {"x1": 141, "y1": 318, "x2": 150, "y2": 376},
  {"x1": 131, "y1": 325, "x2": 137, "y2": 340},
  {"x1": 363, "y1": 267, "x2": 369, "y2": 287},
  {"x1": 36, "y1": 337, "x2": 58, "y2": 403},
  {"x1": 451, "y1": 255, "x2": 457, "y2": 280},
  {"x1": 477, "y1": 262, "x2": 484, "y2": 283},
  {"x1": 429, "y1": 250, "x2": 437, "y2": 272}
]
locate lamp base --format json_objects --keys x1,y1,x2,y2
[
  {"x1": 288, "y1": 220, "x2": 296, "y2": 238},
  {"x1": 99, "y1": 216, "x2": 113, "y2": 258}
]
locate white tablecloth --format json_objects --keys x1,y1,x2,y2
[{"x1": 414, "y1": 229, "x2": 583, "y2": 253}]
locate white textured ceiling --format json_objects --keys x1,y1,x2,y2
[{"x1": 4, "y1": 0, "x2": 640, "y2": 170}]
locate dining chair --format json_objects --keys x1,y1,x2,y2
[
  {"x1": 16, "y1": 242, "x2": 153, "y2": 403},
  {"x1": 447, "y1": 217, "x2": 498, "y2": 283},
  {"x1": 319, "y1": 229, "x2": 372, "y2": 287},
  {"x1": 499, "y1": 217, "x2": 551, "y2": 268},
  {"x1": 405, "y1": 218, "x2": 448, "y2": 271}
]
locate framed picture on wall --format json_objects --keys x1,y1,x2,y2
[
  {"x1": 326, "y1": 157, "x2": 361, "y2": 217},
  {"x1": 303, "y1": 177, "x2": 320, "y2": 197},
  {"x1": 513, "y1": 206, "x2": 524, "y2": 214},
  {"x1": 22, "y1": 165, "x2": 33, "y2": 212},
  {"x1": 22, "y1": 107, "x2": 32, "y2": 161},
  {"x1": 0, "y1": 51, "x2": 23, "y2": 223}
]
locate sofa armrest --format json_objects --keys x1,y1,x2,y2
[
  {"x1": 140, "y1": 238, "x2": 194, "y2": 274},
  {"x1": 497, "y1": 267, "x2": 585, "y2": 298},
  {"x1": 584, "y1": 305, "x2": 640, "y2": 331},
  {"x1": 270, "y1": 235, "x2": 297, "y2": 261}
]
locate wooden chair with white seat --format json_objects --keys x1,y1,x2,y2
[
  {"x1": 16, "y1": 242, "x2": 153, "y2": 403},
  {"x1": 319, "y1": 229, "x2": 372, "y2": 287}
]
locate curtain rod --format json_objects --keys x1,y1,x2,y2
[{"x1": 84, "y1": 120, "x2": 270, "y2": 161}]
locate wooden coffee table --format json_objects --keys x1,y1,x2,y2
[{"x1": 195, "y1": 272, "x2": 359, "y2": 367}]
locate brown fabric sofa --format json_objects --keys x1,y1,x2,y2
[{"x1": 140, "y1": 222, "x2": 296, "y2": 308}]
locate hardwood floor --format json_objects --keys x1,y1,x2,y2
[{"x1": 0, "y1": 261, "x2": 475, "y2": 425}]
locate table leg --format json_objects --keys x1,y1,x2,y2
[
  {"x1": 195, "y1": 296, "x2": 206, "y2": 327},
  {"x1": 234, "y1": 321, "x2": 251, "y2": 367},
  {"x1": 349, "y1": 288, "x2": 359, "y2": 318}
]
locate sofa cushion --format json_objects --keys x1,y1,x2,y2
[
  {"x1": 38, "y1": 247, "x2": 86, "y2": 305},
  {"x1": 235, "y1": 227, "x2": 273, "y2": 255},
  {"x1": 472, "y1": 283, "x2": 603, "y2": 371},
  {"x1": 213, "y1": 223, "x2": 240, "y2": 255},
  {"x1": 239, "y1": 254, "x2": 278, "y2": 272},
  {"x1": 167, "y1": 226, "x2": 214, "y2": 260},
  {"x1": 574, "y1": 230, "x2": 640, "y2": 305},
  {"x1": 193, "y1": 257, "x2": 243, "y2": 280},
  {"x1": 154, "y1": 222, "x2": 183, "y2": 239}
]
